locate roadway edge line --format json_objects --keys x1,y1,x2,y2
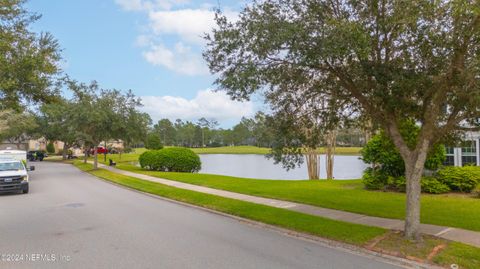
[{"x1": 74, "y1": 164, "x2": 442, "y2": 269}]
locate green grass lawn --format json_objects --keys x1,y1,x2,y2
[
  {"x1": 112, "y1": 163, "x2": 480, "y2": 232},
  {"x1": 74, "y1": 161, "x2": 384, "y2": 245},
  {"x1": 74, "y1": 161, "x2": 480, "y2": 267}
]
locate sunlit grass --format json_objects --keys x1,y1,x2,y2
[{"x1": 114, "y1": 163, "x2": 480, "y2": 232}]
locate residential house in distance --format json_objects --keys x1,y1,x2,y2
[
  {"x1": 444, "y1": 131, "x2": 480, "y2": 167},
  {"x1": 0, "y1": 138, "x2": 47, "y2": 151}
]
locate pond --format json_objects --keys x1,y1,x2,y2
[{"x1": 198, "y1": 154, "x2": 367, "y2": 180}]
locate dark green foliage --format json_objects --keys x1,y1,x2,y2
[
  {"x1": 46, "y1": 142, "x2": 55, "y2": 154},
  {"x1": 437, "y1": 166, "x2": 480, "y2": 193},
  {"x1": 361, "y1": 121, "x2": 446, "y2": 177},
  {"x1": 361, "y1": 135, "x2": 405, "y2": 177},
  {"x1": 362, "y1": 168, "x2": 387, "y2": 190},
  {"x1": 0, "y1": 0, "x2": 61, "y2": 110},
  {"x1": 420, "y1": 177, "x2": 451, "y2": 194},
  {"x1": 139, "y1": 148, "x2": 201, "y2": 173},
  {"x1": 361, "y1": 121, "x2": 446, "y2": 192},
  {"x1": 363, "y1": 169, "x2": 450, "y2": 194},
  {"x1": 145, "y1": 133, "x2": 163, "y2": 150}
]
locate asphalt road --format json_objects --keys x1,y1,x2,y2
[{"x1": 0, "y1": 162, "x2": 406, "y2": 269}]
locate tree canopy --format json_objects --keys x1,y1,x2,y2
[
  {"x1": 0, "y1": 0, "x2": 61, "y2": 110},
  {"x1": 204, "y1": 0, "x2": 480, "y2": 239},
  {"x1": 55, "y1": 80, "x2": 150, "y2": 167}
]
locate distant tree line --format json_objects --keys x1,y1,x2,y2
[{"x1": 148, "y1": 113, "x2": 367, "y2": 149}]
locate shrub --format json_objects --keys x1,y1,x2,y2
[
  {"x1": 361, "y1": 124, "x2": 446, "y2": 177},
  {"x1": 363, "y1": 170, "x2": 450, "y2": 194},
  {"x1": 139, "y1": 147, "x2": 201, "y2": 173},
  {"x1": 362, "y1": 168, "x2": 388, "y2": 190},
  {"x1": 361, "y1": 120, "x2": 446, "y2": 191},
  {"x1": 420, "y1": 176, "x2": 450, "y2": 194},
  {"x1": 146, "y1": 133, "x2": 163, "y2": 150},
  {"x1": 436, "y1": 166, "x2": 480, "y2": 193},
  {"x1": 46, "y1": 142, "x2": 55, "y2": 154}
]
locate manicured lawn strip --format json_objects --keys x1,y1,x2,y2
[
  {"x1": 75, "y1": 162, "x2": 480, "y2": 267},
  {"x1": 74, "y1": 161, "x2": 384, "y2": 245},
  {"x1": 433, "y1": 242, "x2": 480, "y2": 269},
  {"x1": 113, "y1": 163, "x2": 480, "y2": 232}
]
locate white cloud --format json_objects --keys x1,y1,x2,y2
[
  {"x1": 143, "y1": 42, "x2": 208, "y2": 75},
  {"x1": 115, "y1": 0, "x2": 189, "y2": 11},
  {"x1": 148, "y1": 9, "x2": 238, "y2": 45},
  {"x1": 148, "y1": 9, "x2": 216, "y2": 44},
  {"x1": 116, "y1": 0, "x2": 238, "y2": 76},
  {"x1": 140, "y1": 89, "x2": 254, "y2": 122}
]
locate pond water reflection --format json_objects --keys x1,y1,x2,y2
[{"x1": 198, "y1": 154, "x2": 367, "y2": 180}]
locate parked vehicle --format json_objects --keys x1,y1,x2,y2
[
  {"x1": 27, "y1": 150, "x2": 46, "y2": 161},
  {"x1": 0, "y1": 150, "x2": 35, "y2": 194},
  {"x1": 90, "y1": 146, "x2": 108, "y2": 154}
]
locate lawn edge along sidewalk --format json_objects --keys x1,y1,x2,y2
[
  {"x1": 74, "y1": 162, "x2": 449, "y2": 269},
  {"x1": 89, "y1": 161, "x2": 480, "y2": 249}
]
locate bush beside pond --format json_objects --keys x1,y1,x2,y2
[
  {"x1": 139, "y1": 147, "x2": 201, "y2": 173},
  {"x1": 363, "y1": 166, "x2": 480, "y2": 194},
  {"x1": 436, "y1": 166, "x2": 480, "y2": 193}
]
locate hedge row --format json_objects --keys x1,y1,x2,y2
[
  {"x1": 363, "y1": 166, "x2": 480, "y2": 194},
  {"x1": 139, "y1": 147, "x2": 201, "y2": 173}
]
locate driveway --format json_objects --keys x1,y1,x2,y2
[{"x1": 0, "y1": 162, "x2": 406, "y2": 269}]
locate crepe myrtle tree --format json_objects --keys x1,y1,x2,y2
[
  {"x1": 264, "y1": 78, "x2": 350, "y2": 180},
  {"x1": 204, "y1": 0, "x2": 480, "y2": 240}
]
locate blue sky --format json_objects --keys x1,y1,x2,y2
[{"x1": 26, "y1": 0, "x2": 261, "y2": 127}]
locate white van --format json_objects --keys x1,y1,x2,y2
[{"x1": 0, "y1": 150, "x2": 34, "y2": 194}]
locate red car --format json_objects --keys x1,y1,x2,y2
[{"x1": 90, "y1": 146, "x2": 108, "y2": 154}]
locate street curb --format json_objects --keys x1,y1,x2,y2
[{"x1": 74, "y1": 165, "x2": 445, "y2": 269}]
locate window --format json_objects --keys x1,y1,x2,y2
[
  {"x1": 444, "y1": 146, "x2": 455, "y2": 166},
  {"x1": 461, "y1": 140, "x2": 477, "y2": 166}
]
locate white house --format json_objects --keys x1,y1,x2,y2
[{"x1": 445, "y1": 131, "x2": 480, "y2": 166}]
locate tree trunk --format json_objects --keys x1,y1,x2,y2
[
  {"x1": 104, "y1": 141, "x2": 107, "y2": 163},
  {"x1": 364, "y1": 119, "x2": 373, "y2": 144},
  {"x1": 325, "y1": 130, "x2": 337, "y2": 180},
  {"x1": 305, "y1": 147, "x2": 320, "y2": 180},
  {"x1": 62, "y1": 143, "x2": 68, "y2": 160},
  {"x1": 93, "y1": 146, "x2": 98, "y2": 169},
  {"x1": 403, "y1": 140, "x2": 429, "y2": 240},
  {"x1": 84, "y1": 149, "x2": 88, "y2": 164}
]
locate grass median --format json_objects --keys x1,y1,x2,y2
[
  {"x1": 74, "y1": 161, "x2": 384, "y2": 245},
  {"x1": 112, "y1": 163, "x2": 480, "y2": 232},
  {"x1": 74, "y1": 161, "x2": 480, "y2": 268}
]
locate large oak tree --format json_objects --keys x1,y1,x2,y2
[
  {"x1": 0, "y1": 0, "x2": 61, "y2": 110},
  {"x1": 68, "y1": 80, "x2": 150, "y2": 169},
  {"x1": 204, "y1": 0, "x2": 480, "y2": 240}
]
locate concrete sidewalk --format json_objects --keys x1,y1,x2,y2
[{"x1": 96, "y1": 162, "x2": 480, "y2": 248}]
